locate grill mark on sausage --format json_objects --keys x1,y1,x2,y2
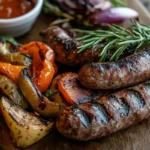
[
  {"x1": 89, "y1": 56, "x2": 139, "y2": 74},
  {"x1": 128, "y1": 89, "x2": 145, "y2": 109},
  {"x1": 119, "y1": 98, "x2": 130, "y2": 117},
  {"x1": 105, "y1": 95, "x2": 130, "y2": 120},
  {"x1": 72, "y1": 107, "x2": 90, "y2": 128},
  {"x1": 117, "y1": 58, "x2": 138, "y2": 73},
  {"x1": 54, "y1": 35, "x2": 77, "y2": 51},
  {"x1": 144, "y1": 82, "x2": 150, "y2": 91},
  {"x1": 92, "y1": 103, "x2": 109, "y2": 125},
  {"x1": 62, "y1": 39, "x2": 77, "y2": 51},
  {"x1": 88, "y1": 63, "x2": 109, "y2": 73},
  {"x1": 117, "y1": 48, "x2": 150, "y2": 71}
]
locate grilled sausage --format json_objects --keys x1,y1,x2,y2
[
  {"x1": 56, "y1": 80, "x2": 150, "y2": 141},
  {"x1": 40, "y1": 26, "x2": 100, "y2": 66},
  {"x1": 78, "y1": 46, "x2": 150, "y2": 89}
]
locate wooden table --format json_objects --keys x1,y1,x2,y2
[
  {"x1": 140, "y1": 0, "x2": 150, "y2": 11},
  {"x1": 1, "y1": 117, "x2": 150, "y2": 150},
  {"x1": 1, "y1": 0, "x2": 150, "y2": 150}
]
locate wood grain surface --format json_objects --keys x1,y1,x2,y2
[{"x1": 1, "y1": 0, "x2": 150, "y2": 150}]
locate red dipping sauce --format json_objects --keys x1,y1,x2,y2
[{"x1": 0, "y1": 0, "x2": 36, "y2": 19}]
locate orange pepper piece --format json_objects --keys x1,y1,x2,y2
[
  {"x1": 33, "y1": 60, "x2": 56, "y2": 92},
  {"x1": 20, "y1": 42, "x2": 56, "y2": 92},
  {"x1": 0, "y1": 62, "x2": 26, "y2": 83},
  {"x1": 19, "y1": 41, "x2": 55, "y2": 62}
]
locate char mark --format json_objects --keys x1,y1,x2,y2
[
  {"x1": 72, "y1": 107, "x2": 90, "y2": 128},
  {"x1": 128, "y1": 89, "x2": 145, "y2": 109},
  {"x1": 22, "y1": 68, "x2": 43, "y2": 100},
  {"x1": 119, "y1": 98, "x2": 130, "y2": 117},
  {"x1": 87, "y1": 63, "x2": 111, "y2": 73},
  {"x1": 62, "y1": 39, "x2": 76, "y2": 50},
  {"x1": 92, "y1": 103, "x2": 109, "y2": 125},
  {"x1": 54, "y1": 35, "x2": 77, "y2": 51},
  {"x1": 108, "y1": 95, "x2": 130, "y2": 118},
  {"x1": 144, "y1": 82, "x2": 150, "y2": 93}
]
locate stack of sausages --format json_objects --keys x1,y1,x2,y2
[{"x1": 41, "y1": 26, "x2": 150, "y2": 141}]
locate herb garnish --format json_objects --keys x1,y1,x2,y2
[
  {"x1": 45, "y1": 89, "x2": 58, "y2": 97},
  {"x1": 76, "y1": 21, "x2": 150, "y2": 62}
]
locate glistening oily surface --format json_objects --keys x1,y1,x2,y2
[{"x1": 1, "y1": 1, "x2": 150, "y2": 150}]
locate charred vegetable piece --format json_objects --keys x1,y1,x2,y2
[
  {"x1": 18, "y1": 68, "x2": 64, "y2": 117},
  {"x1": 19, "y1": 41, "x2": 56, "y2": 92},
  {"x1": 48, "y1": 75, "x2": 68, "y2": 106},
  {"x1": 0, "y1": 62, "x2": 26, "y2": 83},
  {"x1": 0, "y1": 39, "x2": 32, "y2": 66},
  {"x1": 0, "y1": 75, "x2": 29, "y2": 109},
  {"x1": 0, "y1": 53, "x2": 32, "y2": 66},
  {"x1": 57, "y1": 72, "x2": 108, "y2": 105},
  {"x1": 0, "y1": 38, "x2": 19, "y2": 52},
  {"x1": 0, "y1": 97, "x2": 53, "y2": 148}
]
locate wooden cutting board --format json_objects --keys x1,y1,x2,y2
[{"x1": 1, "y1": 0, "x2": 150, "y2": 150}]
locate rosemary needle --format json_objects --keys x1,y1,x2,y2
[{"x1": 76, "y1": 21, "x2": 150, "y2": 62}]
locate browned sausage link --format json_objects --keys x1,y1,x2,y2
[
  {"x1": 40, "y1": 26, "x2": 100, "y2": 66},
  {"x1": 56, "y1": 81, "x2": 150, "y2": 141},
  {"x1": 78, "y1": 46, "x2": 150, "y2": 89}
]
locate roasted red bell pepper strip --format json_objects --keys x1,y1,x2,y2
[{"x1": 19, "y1": 42, "x2": 56, "y2": 92}]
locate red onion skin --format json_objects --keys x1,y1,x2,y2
[{"x1": 89, "y1": 7, "x2": 139, "y2": 24}]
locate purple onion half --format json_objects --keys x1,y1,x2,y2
[{"x1": 89, "y1": 7, "x2": 139, "y2": 24}]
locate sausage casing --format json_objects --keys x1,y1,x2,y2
[
  {"x1": 56, "y1": 81, "x2": 150, "y2": 141},
  {"x1": 40, "y1": 26, "x2": 100, "y2": 66},
  {"x1": 79, "y1": 46, "x2": 150, "y2": 89}
]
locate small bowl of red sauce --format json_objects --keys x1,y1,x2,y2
[{"x1": 0, "y1": 0, "x2": 43, "y2": 37}]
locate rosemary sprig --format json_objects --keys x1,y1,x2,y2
[{"x1": 76, "y1": 21, "x2": 150, "y2": 62}]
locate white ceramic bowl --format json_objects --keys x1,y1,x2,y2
[{"x1": 0, "y1": 0, "x2": 43, "y2": 37}]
